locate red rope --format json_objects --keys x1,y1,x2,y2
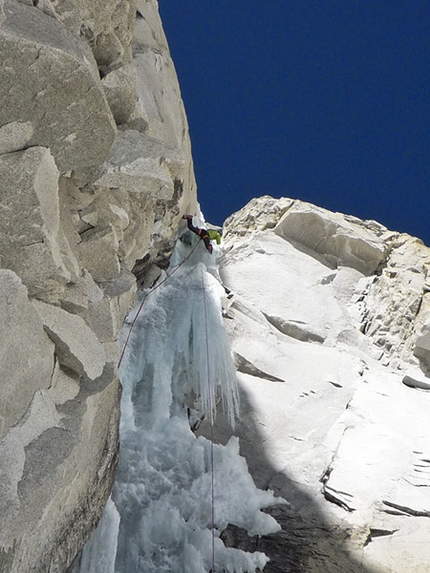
[{"x1": 117, "y1": 238, "x2": 202, "y2": 369}]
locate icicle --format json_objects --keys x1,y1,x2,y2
[{"x1": 74, "y1": 234, "x2": 282, "y2": 573}]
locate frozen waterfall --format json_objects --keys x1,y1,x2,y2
[{"x1": 72, "y1": 232, "x2": 282, "y2": 573}]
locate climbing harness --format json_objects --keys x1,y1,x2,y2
[{"x1": 117, "y1": 238, "x2": 202, "y2": 369}]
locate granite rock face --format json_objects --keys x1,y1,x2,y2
[
  {"x1": 0, "y1": 1, "x2": 196, "y2": 571},
  {"x1": 0, "y1": 0, "x2": 117, "y2": 177},
  {"x1": 202, "y1": 196, "x2": 430, "y2": 573}
]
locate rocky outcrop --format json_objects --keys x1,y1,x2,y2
[
  {"x1": 201, "y1": 196, "x2": 430, "y2": 573},
  {"x1": 0, "y1": 0, "x2": 196, "y2": 571}
]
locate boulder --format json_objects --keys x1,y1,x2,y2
[
  {"x1": 46, "y1": 0, "x2": 136, "y2": 71},
  {"x1": 32, "y1": 299, "x2": 106, "y2": 380},
  {"x1": 0, "y1": 270, "x2": 54, "y2": 440},
  {"x1": 275, "y1": 201, "x2": 389, "y2": 275},
  {"x1": 263, "y1": 312, "x2": 327, "y2": 343},
  {"x1": 402, "y1": 368, "x2": 430, "y2": 390},
  {"x1": 76, "y1": 186, "x2": 132, "y2": 246},
  {"x1": 0, "y1": 147, "x2": 76, "y2": 300},
  {"x1": 102, "y1": 64, "x2": 139, "y2": 125},
  {"x1": 94, "y1": 130, "x2": 184, "y2": 200},
  {"x1": 75, "y1": 268, "x2": 137, "y2": 343},
  {"x1": 0, "y1": 0, "x2": 116, "y2": 178},
  {"x1": 224, "y1": 195, "x2": 294, "y2": 237},
  {"x1": 49, "y1": 362, "x2": 81, "y2": 405},
  {"x1": 413, "y1": 330, "x2": 430, "y2": 372},
  {"x1": 77, "y1": 225, "x2": 121, "y2": 283}
]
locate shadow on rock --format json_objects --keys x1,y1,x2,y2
[{"x1": 197, "y1": 383, "x2": 380, "y2": 573}]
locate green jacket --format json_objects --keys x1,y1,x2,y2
[{"x1": 208, "y1": 229, "x2": 221, "y2": 244}]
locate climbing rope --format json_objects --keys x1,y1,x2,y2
[
  {"x1": 201, "y1": 265, "x2": 216, "y2": 573},
  {"x1": 117, "y1": 237, "x2": 202, "y2": 369}
]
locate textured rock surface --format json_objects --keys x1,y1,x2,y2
[
  {"x1": 32, "y1": 299, "x2": 106, "y2": 380},
  {"x1": 0, "y1": 0, "x2": 196, "y2": 571},
  {"x1": 275, "y1": 200, "x2": 389, "y2": 275},
  {"x1": 0, "y1": 0, "x2": 117, "y2": 177},
  {"x1": 0, "y1": 270, "x2": 54, "y2": 439},
  {"x1": 0, "y1": 146, "x2": 75, "y2": 300},
  {"x1": 199, "y1": 196, "x2": 430, "y2": 573}
]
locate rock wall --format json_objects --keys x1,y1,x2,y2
[
  {"x1": 0, "y1": 1, "x2": 196, "y2": 571},
  {"x1": 207, "y1": 196, "x2": 430, "y2": 572}
]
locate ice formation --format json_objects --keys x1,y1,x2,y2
[{"x1": 73, "y1": 229, "x2": 282, "y2": 573}]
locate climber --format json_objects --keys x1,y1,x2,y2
[{"x1": 182, "y1": 215, "x2": 221, "y2": 254}]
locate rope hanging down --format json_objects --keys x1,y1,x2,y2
[
  {"x1": 201, "y1": 265, "x2": 216, "y2": 573},
  {"x1": 117, "y1": 236, "x2": 217, "y2": 571},
  {"x1": 117, "y1": 238, "x2": 202, "y2": 369}
]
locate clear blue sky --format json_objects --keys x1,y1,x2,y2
[{"x1": 159, "y1": 2, "x2": 430, "y2": 245}]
